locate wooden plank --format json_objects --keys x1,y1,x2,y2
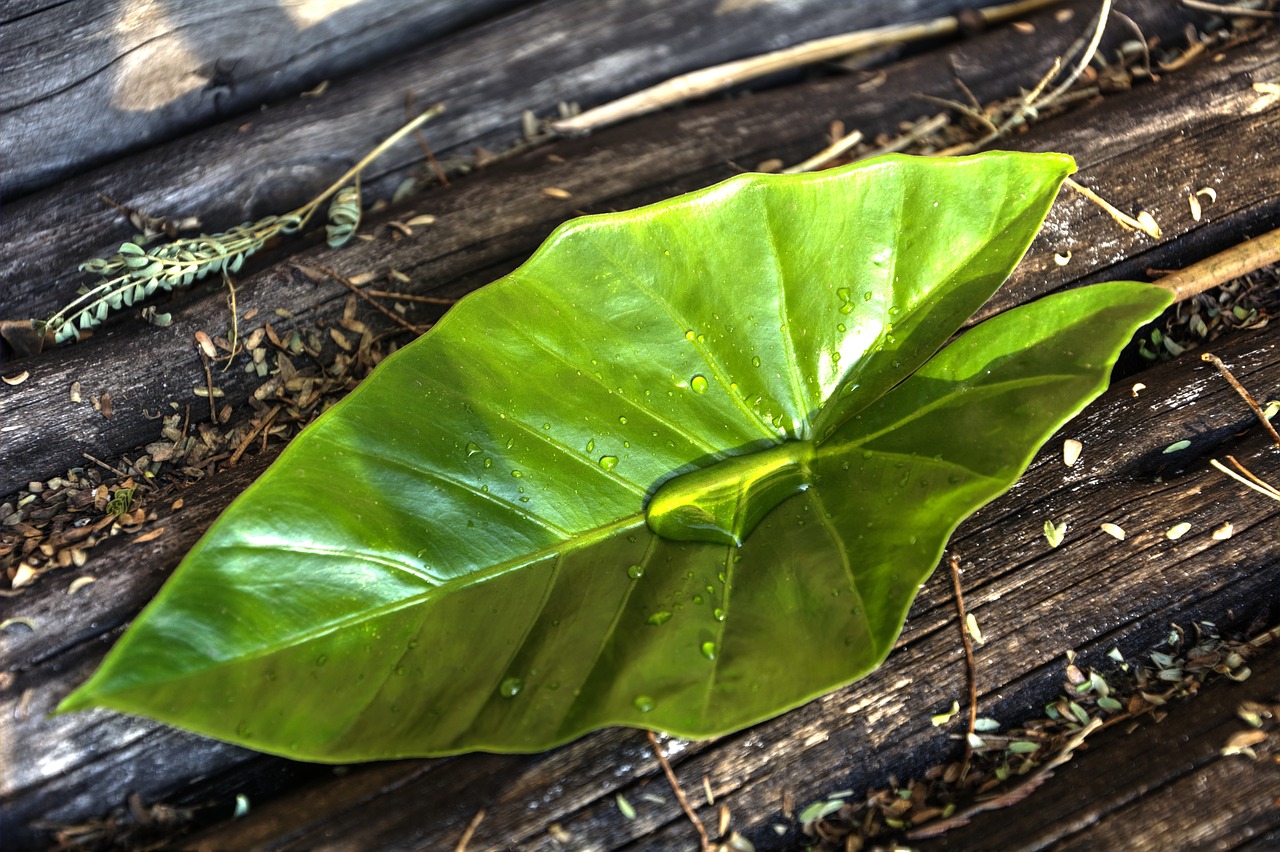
[
  {"x1": 0, "y1": 0, "x2": 1215, "y2": 497},
  {"x1": 0, "y1": 0, "x2": 1007, "y2": 314},
  {"x1": 5, "y1": 7, "x2": 1280, "y2": 851},
  {"x1": 0, "y1": 0, "x2": 526, "y2": 198}
]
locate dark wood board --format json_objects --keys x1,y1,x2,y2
[
  {"x1": 4, "y1": 4, "x2": 1280, "y2": 850},
  {"x1": 0, "y1": 0, "x2": 527, "y2": 198},
  {"x1": 0, "y1": 0, "x2": 1019, "y2": 312},
  {"x1": 0, "y1": 0, "x2": 1227, "y2": 497}
]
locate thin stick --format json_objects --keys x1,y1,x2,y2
[
  {"x1": 782, "y1": 128, "x2": 864, "y2": 174},
  {"x1": 82, "y1": 453, "x2": 131, "y2": 480},
  {"x1": 1063, "y1": 178, "x2": 1161, "y2": 238},
  {"x1": 229, "y1": 404, "x2": 282, "y2": 466},
  {"x1": 550, "y1": 0, "x2": 1063, "y2": 134},
  {"x1": 452, "y1": 808, "x2": 485, "y2": 852},
  {"x1": 1037, "y1": 0, "x2": 1111, "y2": 109},
  {"x1": 1209, "y1": 458, "x2": 1280, "y2": 502},
  {"x1": 365, "y1": 289, "x2": 459, "y2": 304},
  {"x1": 299, "y1": 264, "x2": 425, "y2": 335},
  {"x1": 646, "y1": 730, "x2": 710, "y2": 852},
  {"x1": 1225, "y1": 455, "x2": 1280, "y2": 494},
  {"x1": 1201, "y1": 353, "x2": 1280, "y2": 447},
  {"x1": 946, "y1": 553, "x2": 979, "y2": 779},
  {"x1": 198, "y1": 349, "x2": 217, "y2": 424},
  {"x1": 407, "y1": 91, "x2": 449, "y2": 187},
  {"x1": 295, "y1": 104, "x2": 445, "y2": 227},
  {"x1": 1153, "y1": 226, "x2": 1280, "y2": 302},
  {"x1": 1180, "y1": 0, "x2": 1280, "y2": 19}
]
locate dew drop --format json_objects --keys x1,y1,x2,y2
[
  {"x1": 618, "y1": 415, "x2": 628, "y2": 425},
  {"x1": 586, "y1": 439, "x2": 595, "y2": 453},
  {"x1": 542, "y1": 422, "x2": 551, "y2": 430},
  {"x1": 499, "y1": 676, "x2": 523, "y2": 698},
  {"x1": 836, "y1": 323, "x2": 846, "y2": 333},
  {"x1": 483, "y1": 457, "x2": 493, "y2": 469},
  {"x1": 315, "y1": 654, "x2": 328, "y2": 666},
  {"x1": 465, "y1": 441, "x2": 482, "y2": 457},
  {"x1": 599, "y1": 455, "x2": 619, "y2": 471},
  {"x1": 685, "y1": 330, "x2": 696, "y2": 341},
  {"x1": 236, "y1": 721, "x2": 252, "y2": 737},
  {"x1": 394, "y1": 665, "x2": 407, "y2": 676},
  {"x1": 862, "y1": 290, "x2": 873, "y2": 301},
  {"x1": 634, "y1": 694, "x2": 656, "y2": 713},
  {"x1": 627, "y1": 564, "x2": 644, "y2": 580},
  {"x1": 752, "y1": 356, "x2": 761, "y2": 367},
  {"x1": 511, "y1": 470, "x2": 524, "y2": 478},
  {"x1": 713, "y1": 607, "x2": 726, "y2": 622},
  {"x1": 692, "y1": 594, "x2": 704, "y2": 605},
  {"x1": 700, "y1": 641, "x2": 718, "y2": 661},
  {"x1": 690, "y1": 375, "x2": 708, "y2": 394},
  {"x1": 647, "y1": 611, "x2": 673, "y2": 626},
  {"x1": 480, "y1": 484, "x2": 489, "y2": 493}
]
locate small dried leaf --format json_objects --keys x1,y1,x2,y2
[
  {"x1": 1044, "y1": 520, "x2": 1067, "y2": 548},
  {"x1": 1221, "y1": 729, "x2": 1267, "y2": 756},
  {"x1": 1163, "y1": 440, "x2": 1191, "y2": 454}
]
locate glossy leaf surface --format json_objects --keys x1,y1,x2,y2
[{"x1": 61, "y1": 153, "x2": 1171, "y2": 760}]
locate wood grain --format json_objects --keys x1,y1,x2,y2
[{"x1": 3, "y1": 3, "x2": 1280, "y2": 850}]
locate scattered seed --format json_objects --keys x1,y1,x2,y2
[
  {"x1": 301, "y1": 80, "x2": 329, "y2": 97},
  {"x1": 192, "y1": 386, "x2": 225, "y2": 398},
  {"x1": 615, "y1": 793, "x2": 636, "y2": 820},
  {"x1": 388, "y1": 269, "x2": 411, "y2": 284},
  {"x1": 69, "y1": 381, "x2": 82, "y2": 403},
  {"x1": 1013, "y1": 20, "x2": 1035, "y2": 33},
  {"x1": 1166, "y1": 522, "x2": 1192, "y2": 540},
  {"x1": 1063, "y1": 438, "x2": 1083, "y2": 466},
  {"x1": 965, "y1": 613, "x2": 985, "y2": 645},
  {"x1": 973, "y1": 717, "x2": 1001, "y2": 732},
  {"x1": 1108, "y1": 646, "x2": 1125, "y2": 662},
  {"x1": 68, "y1": 576, "x2": 97, "y2": 594},
  {"x1": 1221, "y1": 729, "x2": 1268, "y2": 757},
  {"x1": 1054, "y1": 251, "x2": 1072, "y2": 266},
  {"x1": 1136, "y1": 211, "x2": 1162, "y2": 238},
  {"x1": 931, "y1": 700, "x2": 960, "y2": 726},
  {"x1": 1188, "y1": 193, "x2": 1203, "y2": 222},
  {"x1": 1007, "y1": 740, "x2": 1041, "y2": 754},
  {"x1": 194, "y1": 330, "x2": 218, "y2": 358},
  {"x1": 1212, "y1": 521, "x2": 1234, "y2": 540},
  {"x1": 1055, "y1": 8, "x2": 1074, "y2": 21},
  {"x1": 0, "y1": 617, "x2": 37, "y2": 631},
  {"x1": 133, "y1": 527, "x2": 165, "y2": 544},
  {"x1": 1131, "y1": 382, "x2": 1146, "y2": 397},
  {"x1": 1195, "y1": 187, "x2": 1217, "y2": 204},
  {"x1": 756, "y1": 158, "x2": 784, "y2": 173},
  {"x1": 1100, "y1": 522, "x2": 1126, "y2": 540},
  {"x1": 405, "y1": 214, "x2": 437, "y2": 227},
  {"x1": 1163, "y1": 439, "x2": 1191, "y2": 454},
  {"x1": 348, "y1": 271, "x2": 377, "y2": 286},
  {"x1": 547, "y1": 824, "x2": 572, "y2": 843},
  {"x1": 1044, "y1": 519, "x2": 1067, "y2": 548},
  {"x1": 541, "y1": 186, "x2": 572, "y2": 199},
  {"x1": 11, "y1": 564, "x2": 37, "y2": 588},
  {"x1": 718, "y1": 804, "x2": 731, "y2": 836},
  {"x1": 966, "y1": 732, "x2": 987, "y2": 749},
  {"x1": 2, "y1": 370, "x2": 29, "y2": 386}
]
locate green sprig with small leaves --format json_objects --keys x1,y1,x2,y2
[{"x1": 38, "y1": 104, "x2": 443, "y2": 344}]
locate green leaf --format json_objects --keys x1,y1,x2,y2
[{"x1": 59, "y1": 152, "x2": 1172, "y2": 761}]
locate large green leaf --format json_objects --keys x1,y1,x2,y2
[{"x1": 60, "y1": 152, "x2": 1171, "y2": 760}]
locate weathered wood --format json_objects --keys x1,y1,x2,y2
[
  {"x1": 4, "y1": 5, "x2": 1280, "y2": 850},
  {"x1": 0, "y1": 0, "x2": 1015, "y2": 318},
  {"x1": 0, "y1": 0, "x2": 526, "y2": 198},
  {"x1": 0, "y1": 0, "x2": 1224, "y2": 497}
]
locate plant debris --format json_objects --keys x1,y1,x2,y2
[{"x1": 799, "y1": 621, "x2": 1268, "y2": 848}]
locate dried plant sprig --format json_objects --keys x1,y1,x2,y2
[
  {"x1": 38, "y1": 103, "x2": 444, "y2": 345},
  {"x1": 326, "y1": 180, "x2": 362, "y2": 248}
]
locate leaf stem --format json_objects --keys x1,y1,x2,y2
[{"x1": 1152, "y1": 226, "x2": 1280, "y2": 302}]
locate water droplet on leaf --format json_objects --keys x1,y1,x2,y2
[
  {"x1": 700, "y1": 641, "x2": 718, "y2": 661},
  {"x1": 634, "y1": 694, "x2": 655, "y2": 713},
  {"x1": 690, "y1": 375, "x2": 708, "y2": 394},
  {"x1": 647, "y1": 611, "x2": 673, "y2": 626},
  {"x1": 627, "y1": 564, "x2": 644, "y2": 580},
  {"x1": 499, "y1": 676, "x2": 523, "y2": 698},
  {"x1": 465, "y1": 441, "x2": 481, "y2": 457},
  {"x1": 599, "y1": 455, "x2": 619, "y2": 470}
]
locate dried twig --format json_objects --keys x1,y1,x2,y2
[
  {"x1": 1201, "y1": 353, "x2": 1280, "y2": 446},
  {"x1": 647, "y1": 730, "x2": 710, "y2": 852},
  {"x1": 1063, "y1": 177, "x2": 1162, "y2": 238},
  {"x1": 1210, "y1": 456, "x2": 1280, "y2": 502},
  {"x1": 229, "y1": 405, "x2": 282, "y2": 466},
  {"x1": 1154, "y1": 226, "x2": 1280, "y2": 302},
  {"x1": 1180, "y1": 0, "x2": 1280, "y2": 19},
  {"x1": 550, "y1": 0, "x2": 1063, "y2": 134},
  {"x1": 946, "y1": 553, "x2": 979, "y2": 779},
  {"x1": 453, "y1": 808, "x2": 485, "y2": 852},
  {"x1": 782, "y1": 128, "x2": 864, "y2": 174},
  {"x1": 294, "y1": 264, "x2": 425, "y2": 335}
]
